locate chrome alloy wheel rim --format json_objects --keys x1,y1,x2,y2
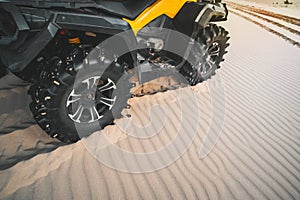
[
  {"x1": 66, "y1": 76, "x2": 117, "y2": 123},
  {"x1": 197, "y1": 42, "x2": 220, "y2": 76}
]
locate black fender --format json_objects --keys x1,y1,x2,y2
[
  {"x1": 194, "y1": 3, "x2": 228, "y2": 28},
  {"x1": 173, "y1": 2, "x2": 228, "y2": 37}
]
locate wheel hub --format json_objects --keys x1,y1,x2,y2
[
  {"x1": 66, "y1": 76, "x2": 117, "y2": 124},
  {"x1": 82, "y1": 90, "x2": 96, "y2": 102},
  {"x1": 85, "y1": 93, "x2": 95, "y2": 101}
]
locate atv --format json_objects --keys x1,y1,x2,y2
[{"x1": 0, "y1": 0, "x2": 229, "y2": 143}]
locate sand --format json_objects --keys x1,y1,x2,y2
[
  {"x1": 0, "y1": 9, "x2": 300, "y2": 200},
  {"x1": 226, "y1": 0, "x2": 300, "y2": 18}
]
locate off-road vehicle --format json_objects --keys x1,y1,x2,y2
[{"x1": 0, "y1": 0, "x2": 229, "y2": 143}]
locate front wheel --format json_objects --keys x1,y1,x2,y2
[{"x1": 180, "y1": 24, "x2": 230, "y2": 85}]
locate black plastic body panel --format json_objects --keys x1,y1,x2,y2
[
  {"x1": 0, "y1": 2, "x2": 29, "y2": 45},
  {"x1": 0, "y1": 3, "x2": 130, "y2": 74},
  {"x1": 54, "y1": 11, "x2": 129, "y2": 34},
  {"x1": 0, "y1": 22, "x2": 60, "y2": 72}
]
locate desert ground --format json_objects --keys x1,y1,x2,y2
[{"x1": 0, "y1": 1, "x2": 300, "y2": 199}]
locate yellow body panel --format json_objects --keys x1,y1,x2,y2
[{"x1": 123, "y1": 0, "x2": 197, "y2": 35}]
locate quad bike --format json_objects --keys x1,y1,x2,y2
[{"x1": 0, "y1": 0, "x2": 229, "y2": 143}]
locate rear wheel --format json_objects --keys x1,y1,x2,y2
[
  {"x1": 180, "y1": 24, "x2": 230, "y2": 85},
  {"x1": 29, "y1": 47, "x2": 132, "y2": 143}
]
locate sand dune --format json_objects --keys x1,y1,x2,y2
[
  {"x1": 0, "y1": 73, "x2": 33, "y2": 133},
  {"x1": 0, "y1": 73, "x2": 61, "y2": 170},
  {"x1": 1, "y1": 11, "x2": 300, "y2": 200}
]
